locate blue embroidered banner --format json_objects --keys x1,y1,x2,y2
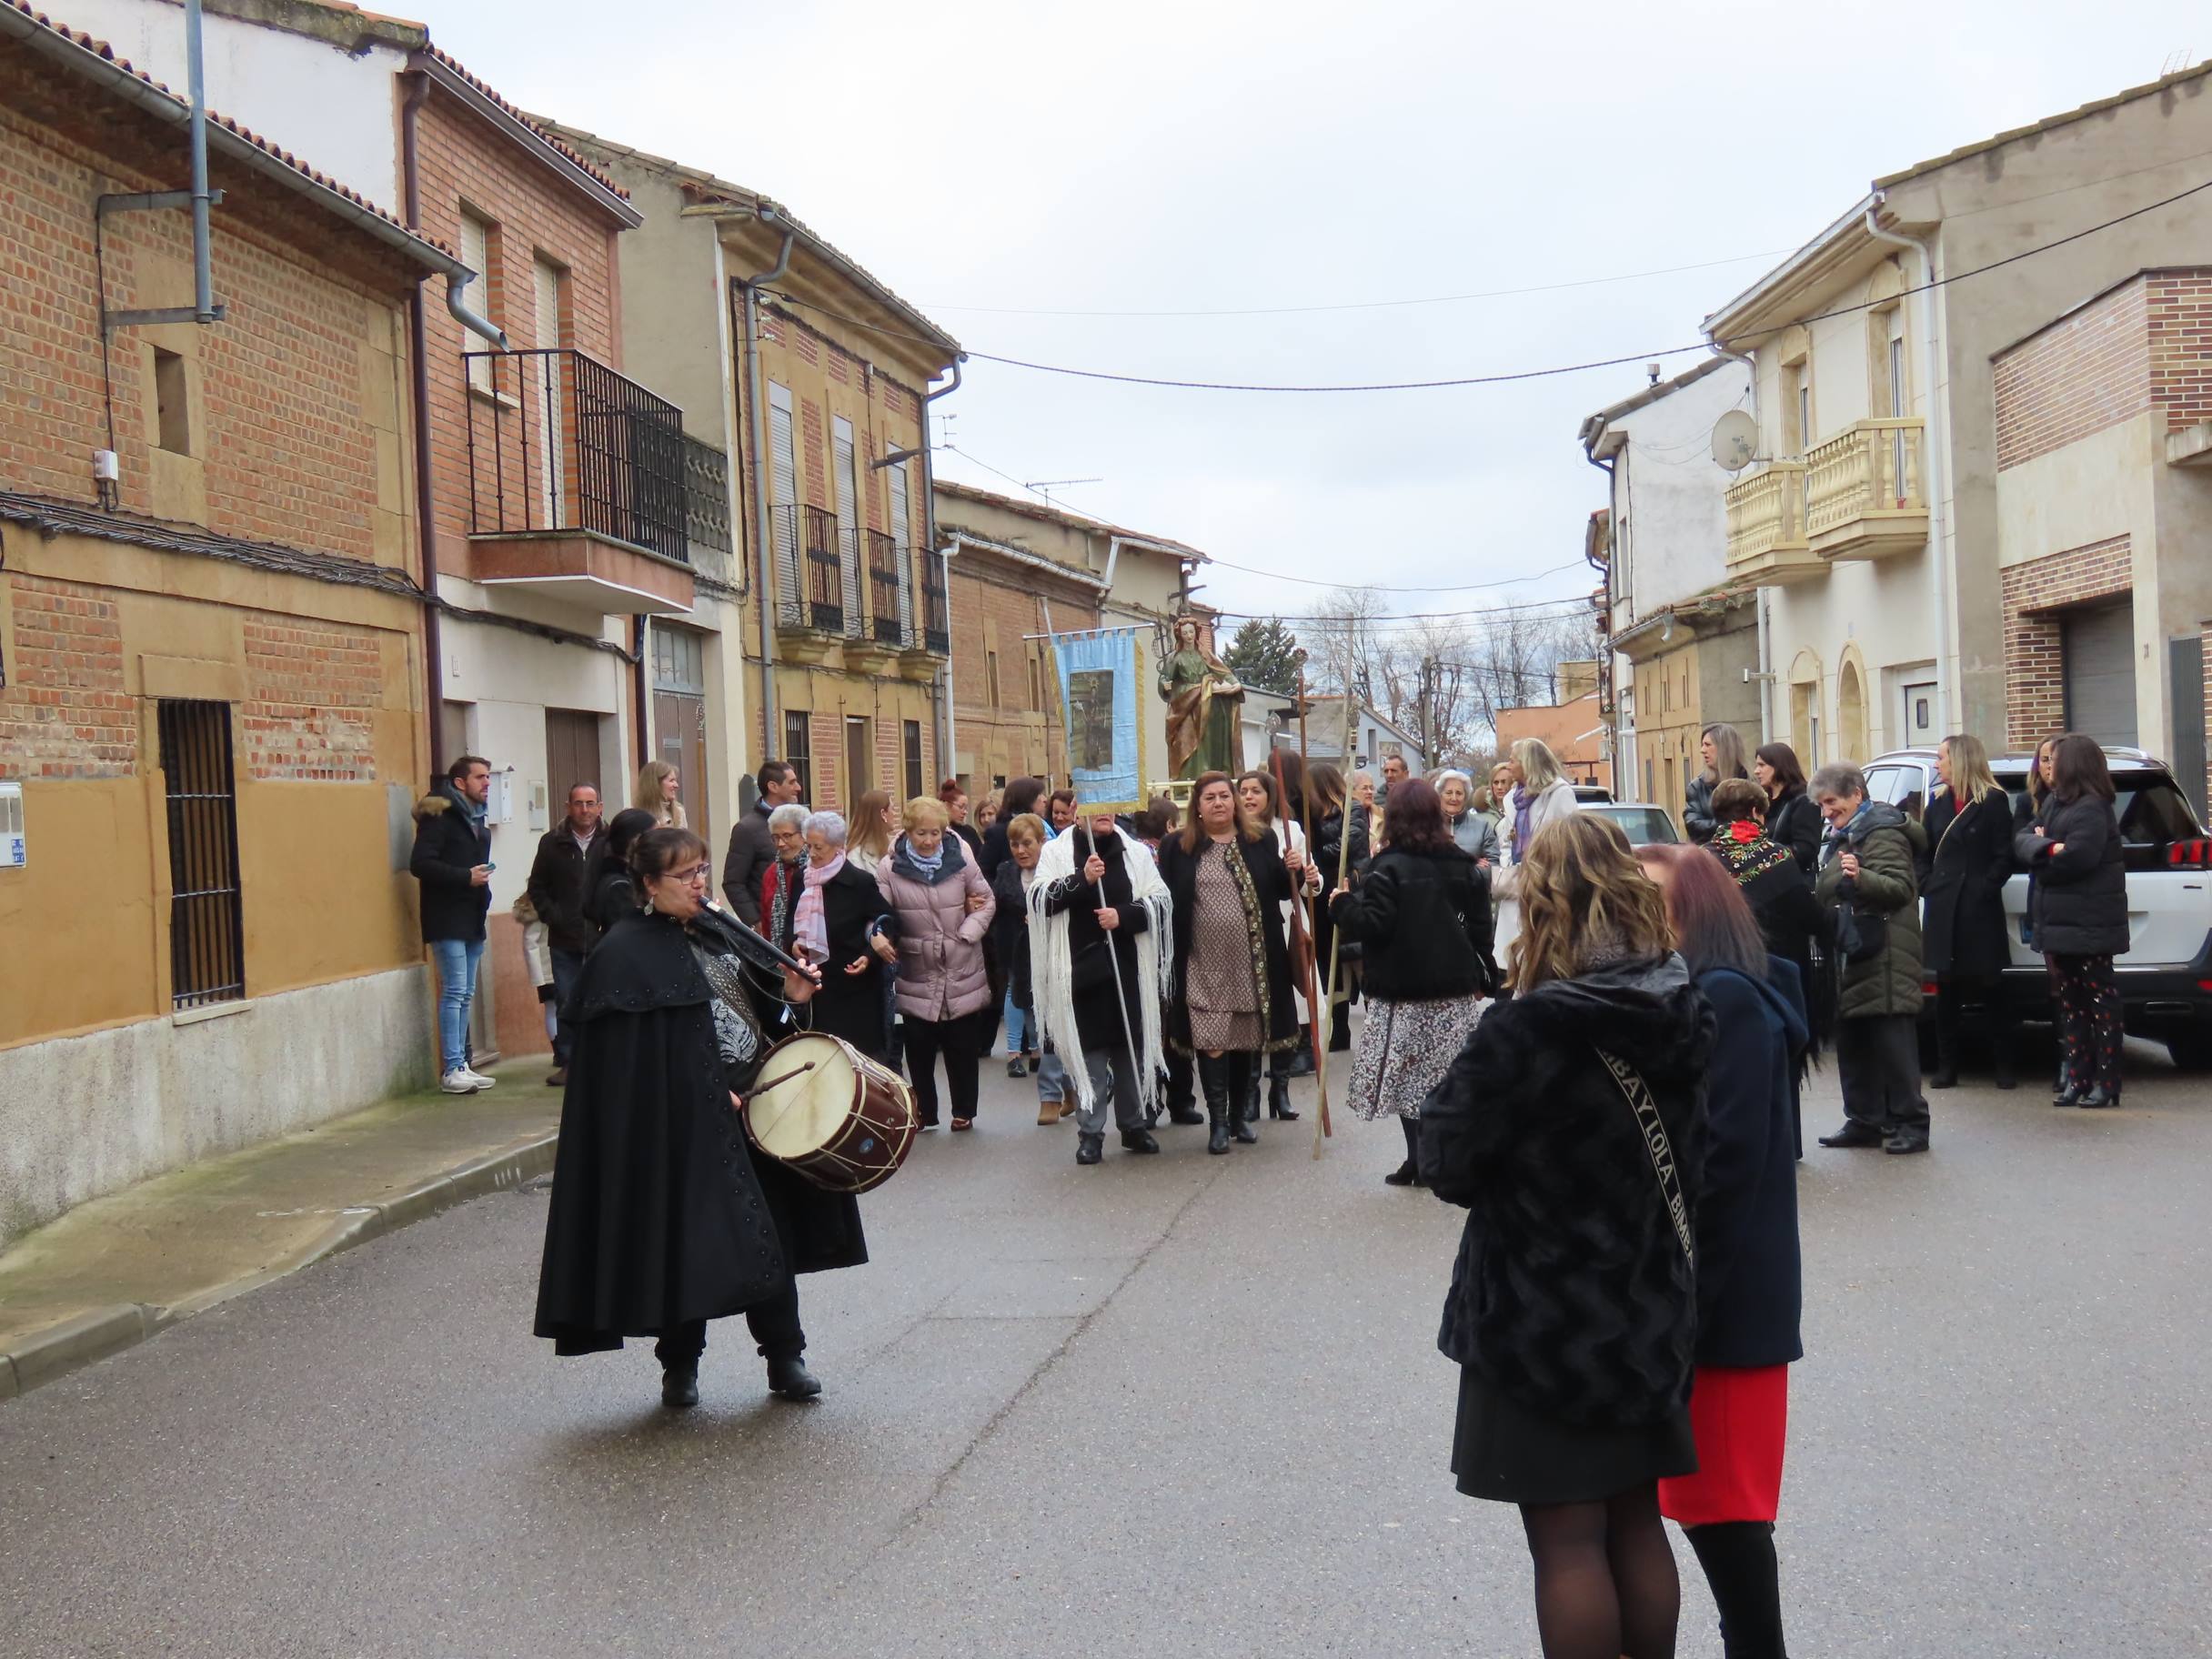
[{"x1": 1051, "y1": 628, "x2": 1146, "y2": 813}]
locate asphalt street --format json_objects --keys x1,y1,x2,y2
[{"x1": 2, "y1": 1034, "x2": 2207, "y2": 1658}]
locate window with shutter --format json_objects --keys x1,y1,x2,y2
[
  {"x1": 833, "y1": 417, "x2": 862, "y2": 638},
  {"x1": 769, "y1": 383, "x2": 799, "y2": 621},
  {"x1": 886, "y1": 454, "x2": 915, "y2": 643}
]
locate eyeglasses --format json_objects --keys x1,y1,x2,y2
[{"x1": 671, "y1": 863, "x2": 712, "y2": 886}]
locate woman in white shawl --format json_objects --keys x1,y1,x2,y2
[
  {"x1": 1027, "y1": 809, "x2": 1174, "y2": 1166},
  {"x1": 1491, "y1": 738, "x2": 1580, "y2": 961}
]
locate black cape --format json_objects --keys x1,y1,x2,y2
[{"x1": 533, "y1": 910, "x2": 864, "y2": 1357}]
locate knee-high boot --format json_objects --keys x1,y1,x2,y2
[
  {"x1": 1232, "y1": 1052, "x2": 1260, "y2": 1144},
  {"x1": 1198, "y1": 1054, "x2": 1232, "y2": 1155}
]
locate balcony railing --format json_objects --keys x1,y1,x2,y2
[
  {"x1": 1805, "y1": 418, "x2": 1928, "y2": 559},
  {"x1": 921, "y1": 555, "x2": 950, "y2": 655},
  {"x1": 835, "y1": 526, "x2": 865, "y2": 639},
  {"x1": 463, "y1": 347, "x2": 687, "y2": 563},
  {"x1": 867, "y1": 530, "x2": 907, "y2": 646},
  {"x1": 1723, "y1": 460, "x2": 1816, "y2": 584},
  {"x1": 682, "y1": 436, "x2": 736, "y2": 588},
  {"x1": 801, "y1": 505, "x2": 844, "y2": 633}
]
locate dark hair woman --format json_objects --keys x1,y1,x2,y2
[
  {"x1": 1158, "y1": 770, "x2": 1312, "y2": 1153},
  {"x1": 1328, "y1": 778, "x2": 1495, "y2": 1187},
  {"x1": 1753, "y1": 743, "x2": 1820, "y2": 875},
  {"x1": 1704, "y1": 778, "x2": 1829, "y2": 1101},
  {"x1": 1684, "y1": 723, "x2": 1751, "y2": 845},
  {"x1": 1308, "y1": 762, "x2": 1370, "y2": 1054},
  {"x1": 2015, "y1": 733, "x2": 2130, "y2": 1107},
  {"x1": 980, "y1": 776, "x2": 1047, "y2": 880},
  {"x1": 1634, "y1": 843, "x2": 1805, "y2": 1659},
  {"x1": 1421, "y1": 813, "x2": 1711, "y2": 1659},
  {"x1": 583, "y1": 808, "x2": 657, "y2": 936},
  {"x1": 536, "y1": 827, "x2": 863, "y2": 1408},
  {"x1": 1923, "y1": 733, "x2": 2017, "y2": 1091}
]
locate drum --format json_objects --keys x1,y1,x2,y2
[{"x1": 742, "y1": 1032, "x2": 916, "y2": 1194}]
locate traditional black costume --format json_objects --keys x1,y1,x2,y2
[{"x1": 534, "y1": 905, "x2": 866, "y2": 1404}]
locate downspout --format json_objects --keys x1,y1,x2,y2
[
  {"x1": 1708, "y1": 342, "x2": 1769, "y2": 741},
  {"x1": 739, "y1": 218, "x2": 796, "y2": 758},
  {"x1": 1580, "y1": 417, "x2": 1620, "y2": 779},
  {"x1": 923, "y1": 356, "x2": 964, "y2": 778},
  {"x1": 184, "y1": 0, "x2": 216, "y2": 322},
  {"x1": 1865, "y1": 199, "x2": 1951, "y2": 736}
]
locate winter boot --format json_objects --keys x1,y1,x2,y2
[
  {"x1": 1268, "y1": 1074, "x2": 1299, "y2": 1121},
  {"x1": 1199, "y1": 1055, "x2": 1232, "y2": 1155},
  {"x1": 1232, "y1": 1056, "x2": 1260, "y2": 1145}
]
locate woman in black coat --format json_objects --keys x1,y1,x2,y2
[
  {"x1": 1704, "y1": 779, "x2": 1830, "y2": 1070},
  {"x1": 1329, "y1": 779, "x2": 1495, "y2": 1187},
  {"x1": 979, "y1": 776, "x2": 1047, "y2": 880},
  {"x1": 2014, "y1": 734, "x2": 2131, "y2": 1107},
  {"x1": 1922, "y1": 734, "x2": 2017, "y2": 1090},
  {"x1": 1421, "y1": 812, "x2": 1712, "y2": 1659},
  {"x1": 1755, "y1": 742, "x2": 1822, "y2": 876},
  {"x1": 1637, "y1": 844, "x2": 1806, "y2": 1659},
  {"x1": 795, "y1": 810, "x2": 894, "y2": 1064},
  {"x1": 1309, "y1": 762, "x2": 1370, "y2": 1053},
  {"x1": 536, "y1": 827, "x2": 863, "y2": 1409},
  {"x1": 1157, "y1": 771, "x2": 1312, "y2": 1152},
  {"x1": 581, "y1": 809, "x2": 656, "y2": 938}
]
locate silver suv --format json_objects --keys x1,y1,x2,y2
[{"x1": 1863, "y1": 748, "x2": 2212, "y2": 1070}]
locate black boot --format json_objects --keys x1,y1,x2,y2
[
  {"x1": 766, "y1": 1353, "x2": 821, "y2": 1400},
  {"x1": 1268, "y1": 1075, "x2": 1299, "y2": 1121},
  {"x1": 1283, "y1": 1031, "x2": 1315, "y2": 1078},
  {"x1": 1076, "y1": 1131, "x2": 1104, "y2": 1164},
  {"x1": 1199, "y1": 1055, "x2": 1232, "y2": 1155},
  {"x1": 1328, "y1": 1004, "x2": 1352, "y2": 1053},
  {"x1": 1232, "y1": 1056, "x2": 1260, "y2": 1145},
  {"x1": 660, "y1": 1363, "x2": 699, "y2": 1410}
]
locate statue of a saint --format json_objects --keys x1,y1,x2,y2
[{"x1": 1159, "y1": 615, "x2": 1244, "y2": 780}]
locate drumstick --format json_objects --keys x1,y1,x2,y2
[{"x1": 750, "y1": 1061, "x2": 818, "y2": 1097}]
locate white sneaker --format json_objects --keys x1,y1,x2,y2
[
  {"x1": 441, "y1": 1070, "x2": 478, "y2": 1095},
  {"x1": 460, "y1": 1067, "x2": 498, "y2": 1091}
]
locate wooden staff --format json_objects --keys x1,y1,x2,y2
[
  {"x1": 1294, "y1": 658, "x2": 1333, "y2": 1151},
  {"x1": 1269, "y1": 696, "x2": 1327, "y2": 1153}
]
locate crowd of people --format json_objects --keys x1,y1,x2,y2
[{"x1": 408, "y1": 719, "x2": 2138, "y2": 1659}]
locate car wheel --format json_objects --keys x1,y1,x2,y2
[{"x1": 2166, "y1": 1030, "x2": 2212, "y2": 1071}]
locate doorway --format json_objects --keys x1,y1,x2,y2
[
  {"x1": 1901, "y1": 680, "x2": 1938, "y2": 749},
  {"x1": 650, "y1": 628, "x2": 709, "y2": 847},
  {"x1": 545, "y1": 709, "x2": 603, "y2": 808},
  {"x1": 845, "y1": 716, "x2": 874, "y2": 811}
]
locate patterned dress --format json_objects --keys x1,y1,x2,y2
[
  {"x1": 1348, "y1": 995, "x2": 1483, "y2": 1121},
  {"x1": 1186, "y1": 847, "x2": 1262, "y2": 1051}
]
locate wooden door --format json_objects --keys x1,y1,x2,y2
[{"x1": 545, "y1": 709, "x2": 602, "y2": 809}]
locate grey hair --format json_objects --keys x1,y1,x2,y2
[
  {"x1": 1808, "y1": 762, "x2": 1867, "y2": 800},
  {"x1": 802, "y1": 809, "x2": 849, "y2": 848},
  {"x1": 769, "y1": 802, "x2": 809, "y2": 832},
  {"x1": 1701, "y1": 722, "x2": 1749, "y2": 786},
  {"x1": 1435, "y1": 769, "x2": 1473, "y2": 792},
  {"x1": 1512, "y1": 738, "x2": 1562, "y2": 793}
]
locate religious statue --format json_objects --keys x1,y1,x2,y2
[{"x1": 1158, "y1": 615, "x2": 1244, "y2": 780}]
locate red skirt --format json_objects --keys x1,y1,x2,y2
[{"x1": 1657, "y1": 1364, "x2": 1789, "y2": 1525}]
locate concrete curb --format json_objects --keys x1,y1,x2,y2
[{"x1": 0, "y1": 1128, "x2": 558, "y2": 1402}]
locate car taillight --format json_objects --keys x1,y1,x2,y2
[
  {"x1": 2198, "y1": 979, "x2": 2212, "y2": 994},
  {"x1": 2170, "y1": 840, "x2": 2212, "y2": 869},
  {"x1": 1921, "y1": 980, "x2": 1938, "y2": 997}
]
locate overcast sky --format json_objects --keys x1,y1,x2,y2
[{"x1": 439, "y1": 1, "x2": 2210, "y2": 635}]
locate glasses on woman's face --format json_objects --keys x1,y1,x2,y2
[{"x1": 671, "y1": 862, "x2": 712, "y2": 886}]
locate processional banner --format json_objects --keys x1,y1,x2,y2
[{"x1": 1050, "y1": 628, "x2": 1147, "y2": 816}]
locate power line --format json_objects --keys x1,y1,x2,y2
[
  {"x1": 920, "y1": 249, "x2": 1795, "y2": 318},
  {"x1": 1202, "y1": 556, "x2": 1584, "y2": 592},
  {"x1": 769, "y1": 170, "x2": 2212, "y2": 394}
]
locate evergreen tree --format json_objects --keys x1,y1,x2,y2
[{"x1": 1224, "y1": 618, "x2": 1302, "y2": 695}]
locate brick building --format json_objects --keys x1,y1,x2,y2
[
  {"x1": 0, "y1": 5, "x2": 459, "y2": 1245},
  {"x1": 1991, "y1": 268, "x2": 2212, "y2": 812},
  {"x1": 1495, "y1": 661, "x2": 1614, "y2": 792}
]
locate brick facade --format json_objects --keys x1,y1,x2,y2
[
  {"x1": 945, "y1": 548, "x2": 1101, "y2": 788},
  {"x1": 1996, "y1": 269, "x2": 2212, "y2": 470},
  {"x1": 0, "y1": 574, "x2": 136, "y2": 780},
  {"x1": 1998, "y1": 536, "x2": 2133, "y2": 746},
  {"x1": 241, "y1": 618, "x2": 383, "y2": 781}
]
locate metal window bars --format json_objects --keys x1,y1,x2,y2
[
  {"x1": 801, "y1": 505, "x2": 844, "y2": 633},
  {"x1": 921, "y1": 552, "x2": 950, "y2": 655},
  {"x1": 461, "y1": 347, "x2": 689, "y2": 565},
  {"x1": 158, "y1": 699, "x2": 245, "y2": 1008},
  {"x1": 867, "y1": 530, "x2": 907, "y2": 646},
  {"x1": 682, "y1": 436, "x2": 735, "y2": 588}
]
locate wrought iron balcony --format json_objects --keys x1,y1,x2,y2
[
  {"x1": 1805, "y1": 418, "x2": 1929, "y2": 560},
  {"x1": 867, "y1": 529, "x2": 908, "y2": 647},
  {"x1": 461, "y1": 347, "x2": 693, "y2": 614},
  {"x1": 1723, "y1": 460, "x2": 1822, "y2": 587},
  {"x1": 921, "y1": 558, "x2": 950, "y2": 656},
  {"x1": 788, "y1": 504, "x2": 844, "y2": 633}
]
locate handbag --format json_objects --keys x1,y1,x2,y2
[{"x1": 1594, "y1": 1050, "x2": 1694, "y2": 1266}]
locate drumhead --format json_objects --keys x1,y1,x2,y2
[{"x1": 749, "y1": 1034, "x2": 861, "y2": 1159}]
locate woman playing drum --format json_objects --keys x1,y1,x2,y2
[{"x1": 534, "y1": 826, "x2": 870, "y2": 1410}]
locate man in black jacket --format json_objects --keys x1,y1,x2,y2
[
  {"x1": 527, "y1": 782, "x2": 602, "y2": 1085},
  {"x1": 722, "y1": 759, "x2": 802, "y2": 923},
  {"x1": 410, "y1": 754, "x2": 496, "y2": 1094}
]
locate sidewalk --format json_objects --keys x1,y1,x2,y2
[{"x1": 0, "y1": 1060, "x2": 562, "y2": 1401}]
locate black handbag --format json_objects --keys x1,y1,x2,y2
[{"x1": 1831, "y1": 877, "x2": 1888, "y2": 965}]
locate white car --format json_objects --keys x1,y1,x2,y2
[
  {"x1": 1582, "y1": 802, "x2": 1681, "y2": 846},
  {"x1": 1863, "y1": 747, "x2": 2212, "y2": 1070}
]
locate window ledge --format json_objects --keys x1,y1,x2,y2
[
  {"x1": 173, "y1": 998, "x2": 251, "y2": 1028},
  {"x1": 468, "y1": 382, "x2": 523, "y2": 413}
]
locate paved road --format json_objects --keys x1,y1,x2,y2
[{"x1": 3, "y1": 1037, "x2": 2207, "y2": 1657}]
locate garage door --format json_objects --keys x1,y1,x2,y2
[{"x1": 2061, "y1": 601, "x2": 2137, "y2": 749}]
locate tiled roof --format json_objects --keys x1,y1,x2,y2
[
  {"x1": 933, "y1": 478, "x2": 1208, "y2": 563},
  {"x1": 1, "y1": 0, "x2": 456, "y2": 263},
  {"x1": 422, "y1": 45, "x2": 628, "y2": 202},
  {"x1": 1876, "y1": 56, "x2": 2212, "y2": 189}
]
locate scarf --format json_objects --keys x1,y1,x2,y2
[
  {"x1": 795, "y1": 852, "x2": 844, "y2": 965},
  {"x1": 765, "y1": 860, "x2": 797, "y2": 948},
  {"x1": 1027, "y1": 827, "x2": 1173, "y2": 1114},
  {"x1": 1511, "y1": 784, "x2": 1536, "y2": 861},
  {"x1": 906, "y1": 840, "x2": 946, "y2": 880},
  {"x1": 1712, "y1": 823, "x2": 1793, "y2": 888}
]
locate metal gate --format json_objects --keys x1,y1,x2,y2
[
  {"x1": 2171, "y1": 634, "x2": 2207, "y2": 821},
  {"x1": 2061, "y1": 601, "x2": 2137, "y2": 748},
  {"x1": 159, "y1": 699, "x2": 244, "y2": 1009}
]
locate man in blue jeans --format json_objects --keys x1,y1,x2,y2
[{"x1": 411, "y1": 754, "x2": 498, "y2": 1094}]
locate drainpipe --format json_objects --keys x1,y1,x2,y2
[
  {"x1": 923, "y1": 356, "x2": 963, "y2": 776},
  {"x1": 739, "y1": 217, "x2": 797, "y2": 759},
  {"x1": 1707, "y1": 342, "x2": 1770, "y2": 742},
  {"x1": 183, "y1": 0, "x2": 216, "y2": 323},
  {"x1": 1580, "y1": 419, "x2": 1622, "y2": 771},
  {"x1": 1865, "y1": 199, "x2": 1952, "y2": 737}
]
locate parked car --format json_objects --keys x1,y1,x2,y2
[
  {"x1": 1583, "y1": 802, "x2": 1680, "y2": 846},
  {"x1": 1572, "y1": 783, "x2": 1614, "y2": 804},
  {"x1": 1863, "y1": 747, "x2": 2212, "y2": 1069}
]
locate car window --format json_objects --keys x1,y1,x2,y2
[
  {"x1": 1597, "y1": 807, "x2": 1676, "y2": 845},
  {"x1": 2115, "y1": 779, "x2": 2202, "y2": 846},
  {"x1": 1862, "y1": 766, "x2": 1903, "y2": 805}
]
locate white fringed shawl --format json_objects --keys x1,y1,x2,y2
[{"x1": 1027, "y1": 827, "x2": 1173, "y2": 1112}]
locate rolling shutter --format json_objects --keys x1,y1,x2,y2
[{"x1": 2062, "y1": 601, "x2": 2137, "y2": 749}]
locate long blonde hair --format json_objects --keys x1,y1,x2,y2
[
  {"x1": 633, "y1": 759, "x2": 686, "y2": 828},
  {"x1": 1940, "y1": 733, "x2": 1997, "y2": 806},
  {"x1": 1512, "y1": 737, "x2": 1563, "y2": 795},
  {"x1": 1509, "y1": 814, "x2": 1673, "y2": 991},
  {"x1": 1701, "y1": 722, "x2": 1748, "y2": 787},
  {"x1": 850, "y1": 788, "x2": 893, "y2": 861}
]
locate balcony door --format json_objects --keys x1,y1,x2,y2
[
  {"x1": 833, "y1": 417, "x2": 862, "y2": 638},
  {"x1": 652, "y1": 627, "x2": 709, "y2": 847},
  {"x1": 534, "y1": 257, "x2": 566, "y2": 531},
  {"x1": 769, "y1": 382, "x2": 799, "y2": 619},
  {"x1": 845, "y1": 716, "x2": 873, "y2": 810},
  {"x1": 885, "y1": 451, "x2": 915, "y2": 642}
]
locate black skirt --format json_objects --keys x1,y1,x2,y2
[{"x1": 1451, "y1": 1363, "x2": 1697, "y2": 1505}]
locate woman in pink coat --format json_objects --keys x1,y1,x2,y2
[{"x1": 875, "y1": 796, "x2": 997, "y2": 1130}]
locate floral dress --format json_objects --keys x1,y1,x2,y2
[{"x1": 1185, "y1": 848, "x2": 1262, "y2": 1051}]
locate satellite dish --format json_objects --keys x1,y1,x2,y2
[{"x1": 1711, "y1": 409, "x2": 1759, "y2": 472}]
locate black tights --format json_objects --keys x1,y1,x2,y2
[
  {"x1": 1684, "y1": 1522, "x2": 1786, "y2": 1658},
  {"x1": 1518, "y1": 1484, "x2": 1679, "y2": 1659},
  {"x1": 1400, "y1": 1115, "x2": 1420, "y2": 1163}
]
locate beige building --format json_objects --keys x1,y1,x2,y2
[{"x1": 1707, "y1": 61, "x2": 2212, "y2": 773}]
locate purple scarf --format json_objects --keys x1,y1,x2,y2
[{"x1": 1511, "y1": 784, "x2": 1537, "y2": 862}]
